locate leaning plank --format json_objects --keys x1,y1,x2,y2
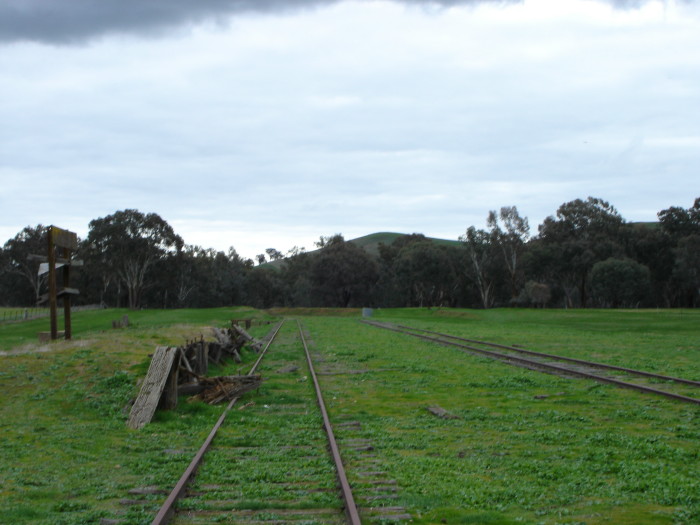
[
  {"x1": 211, "y1": 327, "x2": 231, "y2": 346},
  {"x1": 127, "y1": 346, "x2": 179, "y2": 429},
  {"x1": 231, "y1": 324, "x2": 263, "y2": 352}
]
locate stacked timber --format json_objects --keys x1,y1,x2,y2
[{"x1": 127, "y1": 322, "x2": 268, "y2": 428}]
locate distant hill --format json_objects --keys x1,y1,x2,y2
[
  {"x1": 347, "y1": 232, "x2": 461, "y2": 257},
  {"x1": 261, "y1": 232, "x2": 461, "y2": 268}
]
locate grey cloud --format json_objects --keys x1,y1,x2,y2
[
  {"x1": 0, "y1": 0, "x2": 341, "y2": 44},
  {"x1": 0, "y1": 0, "x2": 694, "y2": 44},
  {"x1": 2, "y1": 0, "x2": 669, "y2": 45}
]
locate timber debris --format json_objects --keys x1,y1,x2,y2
[
  {"x1": 191, "y1": 374, "x2": 263, "y2": 405},
  {"x1": 127, "y1": 322, "x2": 265, "y2": 428}
]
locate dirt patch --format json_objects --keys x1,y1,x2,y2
[{"x1": 0, "y1": 339, "x2": 95, "y2": 357}]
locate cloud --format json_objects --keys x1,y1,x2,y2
[
  {"x1": 0, "y1": 0, "x2": 338, "y2": 44},
  {"x1": 2, "y1": 0, "x2": 680, "y2": 44}
]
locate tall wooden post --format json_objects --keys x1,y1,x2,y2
[
  {"x1": 62, "y1": 247, "x2": 72, "y2": 340},
  {"x1": 47, "y1": 228, "x2": 58, "y2": 340}
]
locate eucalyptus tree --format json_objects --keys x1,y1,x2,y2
[
  {"x1": 657, "y1": 197, "x2": 700, "y2": 306},
  {"x1": 1, "y1": 224, "x2": 47, "y2": 304},
  {"x1": 392, "y1": 241, "x2": 459, "y2": 307},
  {"x1": 460, "y1": 226, "x2": 501, "y2": 309},
  {"x1": 536, "y1": 197, "x2": 625, "y2": 307},
  {"x1": 486, "y1": 206, "x2": 530, "y2": 299},
  {"x1": 658, "y1": 197, "x2": 700, "y2": 239},
  {"x1": 310, "y1": 234, "x2": 378, "y2": 307},
  {"x1": 671, "y1": 234, "x2": 700, "y2": 307},
  {"x1": 85, "y1": 210, "x2": 183, "y2": 309}
]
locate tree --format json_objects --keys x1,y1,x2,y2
[
  {"x1": 376, "y1": 234, "x2": 428, "y2": 306},
  {"x1": 244, "y1": 267, "x2": 285, "y2": 308},
  {"x1": 1, "y1": 225, "x2": 47, "y2": 304},
  {"x1": 590, "y1": 258, "x2": 651, "y2": 308},
  {"x1": 537, "y1": 197, "x2": 625, "y2": 307},
  {"x1": 392, "y1": 241, "x2": 458, "y2": 307},
  {"x1": 657, "y1": 198, "x2": 700, "y2": 306},
  {"x1": 487, "y1": 206, "x2": 530, "y2": 299},
  {"x1": 85, "y1": 210, "x2": 183, "y2": 309},
  {"x1": 310, "y1": 235, "x2": 378, "y2": 307},
  {"x1": 521, "y1": 281, "x2": 551, "y2": 308},
  {"x1": 671, "y1": 235, "x2": 700, "y2": 307},
  {"x1": 623, "y1": 224, "x2": 674, "y2": 307},
  {"x1": 460, "y1": 226, "x2": 501, "y2": 309},
  {"x1": 314, "y1": 235, "x2": 335, "y2": 249},
  {"x1": 658, "y1": 198, "x2": 700, "y2": 239},
  {"x1": 265, "y1": 248, "x2": 284, "y2": 261}
]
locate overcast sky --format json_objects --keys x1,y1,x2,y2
[{"x1": 1, "y1": 0, "x2": 698, "y2": 260}]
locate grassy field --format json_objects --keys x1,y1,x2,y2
[{"x1": 0, "y1": 307, "x2": 698, "y2": 524}]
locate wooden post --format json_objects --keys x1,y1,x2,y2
[
  {"x1": 196, "y1": 340, "x2": 208, "y2": 376},
  {"x1": 62, "y1": 247, "x2": 72, "y2": 340},
  {"x1": 47, "y1": 228, "x2": 58, "y2": 340}
]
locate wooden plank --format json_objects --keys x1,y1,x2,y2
[
  {"x1": 50, "y1": 225, "x2": 78, "y2": 250},
  {"x1": 127, "y1": 347, "x2": 179, "y2": 429}
]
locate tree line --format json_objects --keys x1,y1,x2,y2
[{"x1": 1, "y1": 197, "x2": 698, "y2": 310}]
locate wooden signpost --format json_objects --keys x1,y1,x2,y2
[{"x1": 32, "y1": 226, "x2": 80, "y2": 340}]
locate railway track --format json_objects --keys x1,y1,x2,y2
[
  {"x1": 363, "y1": 320, "x2": 700, "y2": 406},
  {"x1": 151, "y1": 320, "x2": 362, "y2": 525}
]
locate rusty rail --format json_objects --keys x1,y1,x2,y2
[
  {"x1": 150, "y1": 320, "x2": 285, "y2": 525},
  {"x1": 363, "y1": 320, "x2": 700, "y2": 406},
  {"x1": 394, "y1": 323, "x2": 700, "y2": 388},
  {"x1": 297, "y1": 320, "x2": 362, "y2": 525}
]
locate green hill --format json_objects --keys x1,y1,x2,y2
[
  {"x1": 260, "y1": 232, "x2": 461, "y2": 268},
  {"x1": 347, "y1": 231, "x2": 461, "y2": 257}
]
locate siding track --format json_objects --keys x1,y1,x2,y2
[{"x1": 363, "y1": 320, "x2": 700, "y2": 406}]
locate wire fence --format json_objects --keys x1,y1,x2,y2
[{"x1": 0, "y1": 304, "x2": 104, "y2": 324}]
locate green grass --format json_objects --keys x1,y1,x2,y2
[
  {"x1": 0, "y1": 307, "x2": 698, "y2": 524},
  {"x1": 301, "y1": 310, "x2": 700, "y2": 524},
  {"x1": 0, "y1": 306, "x2": 264, "y2": 352},
  {"x1": 0, "y1": 307, "x2": 274, "y2": 524}
]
